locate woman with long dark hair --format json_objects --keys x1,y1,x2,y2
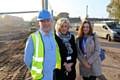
[{"x1": 76, "y1": 20, "x2": 102, "y2": 80}]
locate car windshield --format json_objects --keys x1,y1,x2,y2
[{"x1": 106, "y1": 22, "x2": 120, "y2": 29}]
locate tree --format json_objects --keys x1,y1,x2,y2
[{"x1": 107, "y1": 0, "x2": 120, "y2": 21}]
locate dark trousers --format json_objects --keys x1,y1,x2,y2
[
  {"x1": 83, "y1": 76, "x2": 96, "y2": 80},
  {"x1": 53, "y1": 69, "x2": 62, "y2": 80},
  {"x1": 61, "y1": 65, "x2": 76, "y2": 80}
]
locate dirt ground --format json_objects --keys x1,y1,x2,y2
[{"x1": 0, "y1": 28, "x2": 120, "y2": 80}]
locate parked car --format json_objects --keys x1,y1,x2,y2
[{"x1": 93, "y1": 22, "x2": 120, "y2": 41}]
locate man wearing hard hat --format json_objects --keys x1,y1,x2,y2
[{"x1": 24, "y1": 10, "x2": 61, "y2": 80}]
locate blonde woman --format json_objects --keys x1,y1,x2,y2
[
  {"x1": 55, "y1": 18, "x2": 77, "y2": 80},
  {"x1": 76, "y1": 20, "x2": 102, "y2": 80}
]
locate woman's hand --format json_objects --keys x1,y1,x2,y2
[
  {"x1": 64, "y1": 62, "x2": 73, "y2": 72},
  {"x1": 84, "y1": 62, "x2": 91, "y2": 69},
  {"x1": 68, "y1": 63, "x2": 73, "y2": 67}
]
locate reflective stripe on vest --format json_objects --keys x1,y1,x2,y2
[{"x1": 31, "y1": 32, "x2": 61, "y2": 80}]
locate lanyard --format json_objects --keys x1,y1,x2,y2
[{"x1": 82, "y1": 39, "x2": 87, "y2": 56}]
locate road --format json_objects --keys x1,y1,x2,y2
[
  {"x1": 99, "y1": 38, "x2": 120, "y2": 49},
  {"x1": 99, "y1": 38, "x2": 120, "y2": 80}
]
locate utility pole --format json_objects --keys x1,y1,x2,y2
[
  {"x1": 44, "y1": 0, "x2": 48, "y2": 10},
  {"x1": 86, "y1": 5, "x2": 88, "y2": 19},
  {"x1": 42, "y1": 0, "x2": 48, "y2": 10},
  {"x1": 42, "y1": 0, "x2": 54, "y2": 17},
  {"x1": 42, "y1": 0, "x2": 45, "y2": 10}
]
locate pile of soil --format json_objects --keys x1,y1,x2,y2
[{"x1": 0, "y1": 32, "x2": 31, "y2": 80}]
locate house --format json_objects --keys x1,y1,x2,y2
[
  {"x1": 57, "y1": 12, "x2": 69, "y2": 19},
  {"x1": 69, "y1": 17, "x2": 81, "y2": 27},
  {"x1": 86, "y1": 18, "x2": 119, "y2": 24}
]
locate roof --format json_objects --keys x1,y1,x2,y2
[
  {"x1": 86, "y1": 18, "x2": 118, "y2": 22},
  {"x1": 69, "y1": 17, "x2": 81, "y2": 23}
]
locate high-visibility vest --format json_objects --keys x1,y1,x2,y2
[{"x1": 30, "y1": 32, "x2": 61, "y2": 80}]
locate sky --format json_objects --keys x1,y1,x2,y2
[{"x1": 0, "y1": 0, "x2": 111, "y2": 21}]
